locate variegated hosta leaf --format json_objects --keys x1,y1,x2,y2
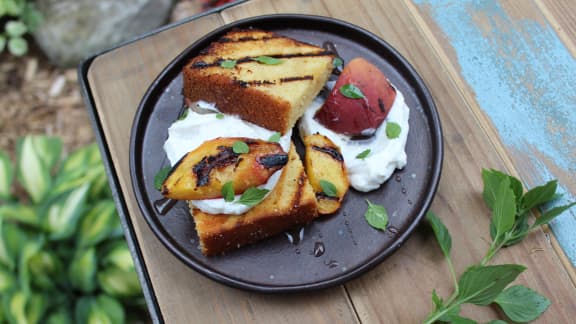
[
  {"x1": 19, "y1": 240, "x2": 42, "y2": 295},
  {"x1": 69, "y1": 247, "x2": 96, "y2": 293},
  {"x1": 50, "y1": 159, "x2": 106, "y2": 201},
  {"x1": 45, "y1": 183, "x2": 89, "y2": 240},
  {"x1": 93, "y1": 294, "x2": 125, "y2": 324},
  {"x1": 3, "y1": 290, "x2": 28, "y2": 324},
  {"x1": 0, "y1": 150, "x2": 13, "y2": 200},
  {"x1": 97, "y1": 266, "x2": 142, "y2": 298},
  {"x1": 0, "y1": 204, "x2": 39, "y2": 228},
  {"x1": 78, "y1": 200, "x2": 118, "y2": 248},
  {"x1": 60, "y1": 143, "x2": 93, "y2": 175},
  {"x1": 29, "y1": 250, "x2": 62, "y2": 289},
  {"x1": 0, "y1": 221, "x2": 27, "y2": 270},
  {"x1": 75, "y1": 295, "x2": 124, "y2": 324},
  {"x1": 17, "y1": 136, "x2": 52, "y2": 203},
  {"x1": 102, "y1": 241, "x2": 134, "y2": 272},
  {"x1": 45, "y1": 306, "x2": 73, "y2": 324},
  {"x1": 25, "y1": 292, "x2": 48, "y2": 324},
  {"x1": 31, "y1": 136, "x2": 62, "y2": 172},
  {"x1": 0, "y1": 266, "x2": 16, "y2": 293},
  {"x1": 0, "y1": 220, "x2": 14, "y2": 270}
]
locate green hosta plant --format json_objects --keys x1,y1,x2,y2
[
  {"x1": 0, "y1": 135, "x2": 146, "y2": 323},
  {"x1": 0, "y1": 0, "x2": 42, "y2": 56}
]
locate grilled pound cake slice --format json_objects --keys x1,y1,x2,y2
[
  {"x1": 183, "y1": 29, "x2": 334, "y2": 134},
  {"x1": 190, "y1": 144, "x2": 318, "y2": 256}
]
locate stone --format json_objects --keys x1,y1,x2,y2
[{"x1": 33, "y1": 0, "x2": 174, "y2": 67}]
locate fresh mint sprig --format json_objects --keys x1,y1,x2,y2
[{"x1": 424, "y1": 169, "x2": 574, "y2": 324}]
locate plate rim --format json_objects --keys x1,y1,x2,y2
[{"x1": 129, "y1": 13, "x2": 444, "y2": 293}]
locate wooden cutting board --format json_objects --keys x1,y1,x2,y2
[{"x1": 82, "y1": 0, "x2": 576, "y2": 322}]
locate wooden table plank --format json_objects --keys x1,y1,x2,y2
[
  {"x1": 87, "y1": 10, "x2": 359, "y2": 324},
  {"x1": 84, "y1": 0, "x2": 576, "y2": 322},
  {"x1": 538, "y1": 0, "x2": 576, "y2": 55},
  {"x1": 412, "y1": 0, "x2": 576, "y2": 278}
]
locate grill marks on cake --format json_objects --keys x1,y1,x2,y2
[{"x1": 190, "y1": 51, "x2": 334, "y2": 69}]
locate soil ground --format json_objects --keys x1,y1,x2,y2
[{"x1": 0, "y1": 0, "x2": 210, "y2": 158}]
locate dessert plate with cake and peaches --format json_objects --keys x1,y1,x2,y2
[{"x1": 130, "y1": 14, "x2": 443, "y2": 292}]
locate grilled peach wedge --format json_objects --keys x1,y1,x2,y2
[
  {"x1": 303, "y1": 134, "x2": 349, "y2": 214},
  {"x1": 315, "y1": 57, "x2": 396, "y2": 137},
  {"x1": 161, "y1": 137, "x2": 288, "y2": 200}
]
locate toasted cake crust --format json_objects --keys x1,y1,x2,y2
[
  {"x1": 191, "y1": 145, "x2": 319, "y2": 256},
  {"x1": 183, "y1": 29, "x2": 334, "y2": 134}
]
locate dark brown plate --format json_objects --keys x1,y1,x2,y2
[{"x1": 130, "y1": 14, "x2": 442, "y2": 293}]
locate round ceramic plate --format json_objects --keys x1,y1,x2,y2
[{"x1": 130, "y1": 14, "x2": 443, "y2": 292}]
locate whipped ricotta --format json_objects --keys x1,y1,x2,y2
[
  {"x1": 299, "y1": 90, "x2": 410, "y2": 192},
  {"x1": 164, "y1": 101, "x2": 291, "y2": 215}
]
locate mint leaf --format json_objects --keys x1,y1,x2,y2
[
  {"x1": 177, "y1": 109, "x2": 189, "y2": 121},
  {"x1": 232, "y1": 141, "x2": 249, "y2": 154},
  {"x1": 221, "y1": 181, "x2": 234, "y2": 202},
  {"x1": 220, "y1": 59, "x2": 236, "y2": 69},
  {"x1": 502, "y1": 213, "x2": 529, "y2": 247},
  {"x1": 386, "y1": 122, "x2": 402, "y2": 139},
  {"x1": 237, "y1": 187, "x2": 269, "y2": 206},
  {"x1": 252, "y1": 56, "x2": 283, "y2": 65},
  {"x1": 457, "y1": 264, "x2": 525, "y2": 306},
  {"x1": 215, "y1": 113, "x2": 224, "y2": 119},
  {"x1": 521, "y1": 180, "x2": 557, "y2": 211},
  {"x1": 438, "y1": 305, "x2": 462, "y2": 322},
  {"x1": 5, "y1": 21, "x2": 27, "y2": 37},
  {"x1": 355, "y1": 149, "x2": 371, "y2": 160},
  {"x1": 447, "y1": 315, "x2": 476, "y2": 324},
  {"x1": 268, "y1": 132, "x2": 281, "y2": 143},
  {"x1": 339, "y1": 84, "x2": 365, "y2": 99},
  {"x1": 487, "y1": 321, "x2": 508, "y2": 324},
  {"x1": 491, "y1": 177, "x2": 516, "y2": 237},
  {"x1": 495, "y1": 285, "x2": 550, "y2": 322},
  {"x1": 364, "y1": 200, "x2": 388, "y2": 230},
  {"x1": 431, "y1": 289, "x2": 443, "y2": 310},
  {"x1": 426, "y1": 211, "x2": 452, "y2": 258},
  {"x1": 532, "y1": 202, "x2": 576, "y2": 228},
  {"x1": 482, "y1": 169, "x2": 523, "y2": 209},
  {"x1": 154, "y1": 167, "x2": 171, "y2": 190},
  {"x1": 319, "y1": 179, "x2": 338, "y2": 197},
  {"x1": 332, "y1": 57, "x2": 343, "y2": 69}
]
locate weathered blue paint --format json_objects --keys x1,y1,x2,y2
[{"x1": 415, "y1": 0, "x2": 576, "y2": 264}]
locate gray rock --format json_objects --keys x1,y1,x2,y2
[{"x1": 33, "y1": 0, "x2": 174, "y2": 67}]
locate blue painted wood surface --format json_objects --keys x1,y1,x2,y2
[{"x1": 415, "y1": 0, "x2": 576, "y2": 265}]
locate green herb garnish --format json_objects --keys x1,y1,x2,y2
[
  {"x1": 385, "y1": 122, "x2": 401, "y2": 139},
  {"x1": 177, "y1": 109, "x2": 189, "y2": 121},
  {"x1": 220, "y1": 59, "x2": 236, "y2": 69},
  {"x1": 221, "y1": 181, "x2": 235, "y2": 202},
  {"x1": 215, "y1": 113, "x2": 224, "y2": 119},
  {"x1": 364, "y1": 200, "x2": 388, "y2": 230},
  {"x1": 268, "y1": 132, "x2": 281, "y2": 143},
  {"x1": 154, "y1": 166, "x2": 171, "y2": 190},
  {"x1": 319, "y1": 179, "x2": 338, "y2": 197},
  {"x1": 339, "y1": 84, "x2": 365, "y2": 99},
  {"x1": 232, "y1": 141, "x2": 249, "y2": 154},
  {"x1": 423, "y1": 169, "x2": 575, "y2": 324},
  {"x1": 237, "y1": 187, "x2": 270, "y2": 206},
  {"x1": 356, "y1": 149, "x2": 371, "y2": 160},
  {"x1": 332, "y1": 57, "x2": 343, "y2": 69},
  {"x1": 252, "y1": 55, "x2": 283, "y2": 65}
]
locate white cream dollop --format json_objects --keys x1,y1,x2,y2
[
  {"x1": 164, "y1": 101, "x2": 291, "y2": 215},
  {"x1": 299, "y1": 90, "x2": 410, "y2": 192}
]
